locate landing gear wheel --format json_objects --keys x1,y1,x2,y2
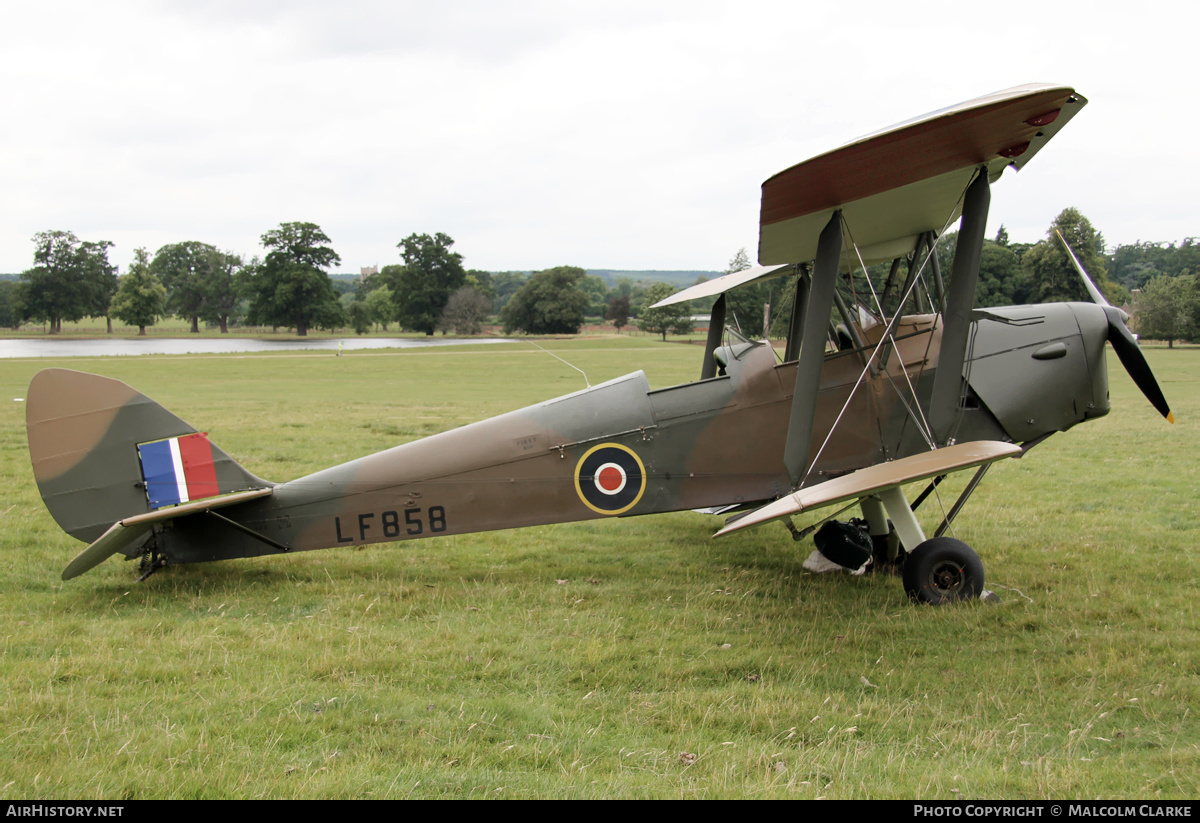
[{"x1": 902, "y1": 537, "x2": 984, "y2": 605}]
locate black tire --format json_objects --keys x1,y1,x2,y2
[{"x1": 902, "y1": 537, "x2": 984, "y2": 605}]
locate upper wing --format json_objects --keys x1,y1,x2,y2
[
  {"x1": 759, "y1": 84, "x2": 1086, "y2": 268},
  {"x1": 649, "y1": 264, "x2": 792, "y2": 308}
]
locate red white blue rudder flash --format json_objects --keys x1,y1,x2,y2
[{"x1": 137, "y1": 433, "x2": 221, "y2": 509}]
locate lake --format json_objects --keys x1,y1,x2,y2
[{"x1": 0, "y1": 336, "x2": 517, "y2": 359}]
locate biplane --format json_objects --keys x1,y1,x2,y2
[{"x1": 27, "y1": 83, "x2": 1173, "y2": 603}]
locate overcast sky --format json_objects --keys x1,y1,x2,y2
[{"x1": 1, "y1": 1, "x2": 1195, "y2": 276}]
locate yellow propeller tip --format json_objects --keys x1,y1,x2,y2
[{"x1": 1167, "y1": 412, "x2": 1175, "y2": 424}]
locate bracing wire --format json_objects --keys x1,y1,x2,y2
[
  {"x1": 524, "y1": 339, "x2": 590, "y2": 388},
  {"x1": 797, "y1": 176, "x2": 976, "y2": 489}
]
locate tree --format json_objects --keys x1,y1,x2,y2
[
  {"x1": 150, "y1": 241, "x2": 208, "y2": 332},
  {"x1": 152, "y1": 241, "x2": 244, "y2": 333},
  {"x1": 723, "y1": 247, "x2": 772, "y2": 336},
  {"x1": 80, "y1": 240, "x2": 118, "y2": 332},
  {"x1": 930, "y1": 230, "x2": 1031, "y2": 308},
  {"x1": 1133, "y1": 274, "x2": 1198, "y2": 348},
  {"x1": 244, "y1": 222, "x2": 343, "y2": 336},
  {"x1": 727, "y1": 247, "x2": 751, "y2": 273},
  {"x1": 0, "y1": 280, "x2": 24, "y2": 329},
  {"x1": 310, "y1": 294, "x2": 348, "y2": 333},
  {"x1": 347, "y1": 300, "x2": 372, "y2": 335},
  {"x1": 109, "y1": 248, "x2": 168, "y2": 335},
  {"x1": 1108, "y1": 238, "x2": 1200, "y2": 292},
  {"x1": 390, "y1": 233, "x2": 466, "y2": 335},
  {"x1": 20, "y1": 230, "x2": 115, "y2": 333},
  {"x1": 975, "y1": 242, "x2": 1025, "y2": 307},
  {"x1": 465, "y1": 269, "x2": 495, "y2": 302},
  {"x1": 579, "y1": 274, "x2": 610, "y2": 317},
  {"x1": 198, "y1": 250, "x2": 244, "y2": 333},
  {"x1": 489, "y1": 271, "x2": 529, "y2": 313},
  {"x1": 499, "y1": 266, "x2": 590, "y2": 334},
  {"x1": 605, "y1": 295, "x2": 631, "y2": 332},
  {"x1": 637, "y1": 282, "x2": 694, "y2": 341},
  {"x1": 1022, "y1": 208, "x2": 1126, "y2": 305},
  {"x1": 438, "y1": 286, "x2": 492, "y2": 335},
  {"x1": 1193, "y1": 274, "x2": 1200, "y2": 337},
  {"x1": 364, "y1": 284, "x2": 395, "y2": 331}
]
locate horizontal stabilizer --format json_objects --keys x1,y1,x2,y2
[
  {"x1": 61, "y1": 487, "x2": 274, "y2": 580},
  {"x1": 714, "y1": 441, "x2": 1022, "y2": 537}
]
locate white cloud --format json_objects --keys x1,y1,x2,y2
[{"x1": 1, "y1": 1, "x2": 1196, "y2": 275}]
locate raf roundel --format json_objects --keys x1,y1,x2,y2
[{"x1": 574, "y1": 443, "x2": 647, "y2": 515}]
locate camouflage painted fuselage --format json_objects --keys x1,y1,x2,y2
[{"x1": 139, "y1": 302, "x2": 1110, "y2": 567}]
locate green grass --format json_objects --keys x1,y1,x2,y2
[{"x1": 0, "y1": 339, "x2": 1196, "y2": 798}]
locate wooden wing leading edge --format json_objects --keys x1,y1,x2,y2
[{"x1": 759, "y1": 84, "x2": 1087, "y2": 268}]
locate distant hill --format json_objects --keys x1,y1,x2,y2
[
  {"x1": 586, "y1": 270, "x2": 719, "y2": 288},
  {"x1": 331, "y1": 270, "x2": 721, "y2": 290},
  {"x1": 329, "y1": 273, "x2": 363, "y2": 296}
]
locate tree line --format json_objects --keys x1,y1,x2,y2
[
  {"x1": 0, "y1": 223, "x2": 706, "y2": 338},
  {"x1": 1, "y1": 209, "x2": 1196, "y2": 343},
  {"x1": 943, "y1": 208, "x2": 1200, "y2": 347},
  {"x1": 734, "y1": 208, "x2": 1199, "y2": 347}
]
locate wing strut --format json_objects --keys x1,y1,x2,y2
[
  {"x1": 929, "y1": 231, "x2": 946, "y2": 308},
  {"x1": 784, "y1": 211, "x2": 842, "y2": 487},
  {"x1": 783, "y1": 264, "x2": 810, "y2": 363},
  {"x1": 896, "y1": 232, "x2": 932, "y2": 317},
  {"x1": 932, "y1": 463, "x2": 993, "y2": 539},
  {"x1": 880, "y1": 232, "x2": 935, "y2": 371},
  {"x1": 700, "y1": 294, "x2": 727, "y2": 380},
  {"x1": 928, "y1": 167, "x2": 990, "y2": 445},
  {"x1": 880, "y1": 257, "x2": 903, "y2": 316}
]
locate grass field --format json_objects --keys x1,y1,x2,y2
[{"x1": 0, "y1": 338, "x2": 1196, "y2": 799}]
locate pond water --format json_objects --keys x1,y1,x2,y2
[{"x1": 0, "y1": 336, "x2": 517, "y2": 359}]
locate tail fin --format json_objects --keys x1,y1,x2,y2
[{"x1": 27, "y1": 368, "x2": 271, "y2": 545}]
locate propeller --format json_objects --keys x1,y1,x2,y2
[{"x1": 1056, "y1": 230, "x2": 1174, "y2": 424}]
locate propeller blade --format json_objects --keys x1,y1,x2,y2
[
  {"x1": 1104, "y1": 306, "x2": 1174, "y2": 423},
  {"x1": 1056, "y1": 230, "x2": 1171, "y2": 422},
  {"x1": 1056, "y1": 229, "x2": 1111, "y2": 307}
]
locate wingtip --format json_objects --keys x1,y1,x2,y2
[{"x1": 61, "y1": 556, "x2": 98, "y2": 581}]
